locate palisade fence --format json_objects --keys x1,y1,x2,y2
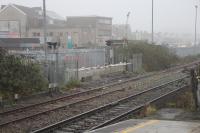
[{"x1": 9, "y1": 48, "x2": 106, "y2": 86}]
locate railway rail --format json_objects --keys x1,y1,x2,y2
[
  {"x1": 0, "y1": 60, "x2": 199, "y2": 133},
  {"x1": 1, "y1": 59, "x2": 196, "y2": 117},
  {"x1": 0, "y1": 71, "x2": 182, "y2": 127},
  {"x1": 0, "y1": 72, "x2": 136, "y2": 115},
  {"x1": 0, "y1": 72, "x2": 185, "y2": 133},
  {"x1": 0, "y1": 73, "x2": 153, "y2": 125},
  {"x1": 32, "y1": 76, "x2": 189, "y2": 133}
]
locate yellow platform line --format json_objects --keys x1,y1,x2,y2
[{"x1": 116, "y1": 120, "x2": 159, "y2": 133}]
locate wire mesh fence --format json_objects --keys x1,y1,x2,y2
[{"x1": 9, "y1": 48, "x2": 106, "y2": 86}]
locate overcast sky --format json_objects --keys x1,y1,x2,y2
[{"x1": 1, "y1": 0, "x2": 199, "y2": 34}]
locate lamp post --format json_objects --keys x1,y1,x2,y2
[
  {"x1": 152, "y1": 0, "x2": 154, "y2": 44},
  {"x1": 195, "y1": 5, "x2": 198, "y2": 47}
]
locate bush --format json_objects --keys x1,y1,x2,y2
[
  {"x1": 0, "y1": 48, "x2": 48, "y2": 100},
  {"x1": 116, "y1": 41, "x2": 179, "y2": 71},
  {"x1": 179, "y1": 54, "x2": 200, "y2": 64},
  {"x1": 65, "y1": 79, "x2": 81, "y2": 89}
]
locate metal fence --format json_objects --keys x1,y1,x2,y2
[
  {"x1": 9, "y1": 48, "x2": 142, "y2": 86},
  {"x1": 9, "y1": 48, "x2": 106, "y2": 85}
]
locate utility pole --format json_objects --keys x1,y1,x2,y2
[
  {"x1": 43, "y1": 0, "x2": 51, "y2": 94},
  {"x1": 195, "y1": 5, "x2": 198, "y2": 47},
  {"x1": 123, "y1": 12, "x2": 130, "y2": 71},
  {"x1": 125, "y1": 12, "x2": 131, "y2": 40},
  {"x1": 43, "y1": 0, "x2": 47, "y2": 60},
  {"x1": 152, "y1": 0, "x2": 154, "y2": 44}
]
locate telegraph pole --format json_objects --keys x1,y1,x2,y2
[
  {"x1": 125, "y1": 12, "x2": 131, "y2": 40},
  {"x1": 195, "y1": 5, "x2": 198, "y2": 46},
  {"x1": 152, "y1": 0, "x2": 154, "y2": 44},
  {"x1": 123, "y1": 12, "x2": 131, "y2": 71},
  {"x1": 43, "y1": 0, "x2": 47, "y2": 59},
  {"x1": 43, "y1": 0, "x2": 51, "y2": 94}
]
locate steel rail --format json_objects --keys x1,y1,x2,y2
[
  {"x1": 31, "y1": 76, "x2": 189, "y2": 133},
  {"x1": 1, "y1": 59, "x2": 197, "y2": 116},
  {"x1": 0, "y1": 73, "x2": 153, "y2": 116}
]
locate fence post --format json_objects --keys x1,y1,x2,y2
[
  {"x1": 191, "y1": 69, "x2": 198, "y2": 109},
  {"x1": 0, "y1": 96, "x2": 3, "y2": 108}
]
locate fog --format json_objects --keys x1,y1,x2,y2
[{"x1": 2, "y1": 0, "x2": 198, "y2": 34}]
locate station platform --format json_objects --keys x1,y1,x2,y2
[{"x1": 88, "y1": 119, "x2": 200, "y2": 133}]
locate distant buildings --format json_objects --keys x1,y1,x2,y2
[
  {"x1": 0, "y1": 4, "x2": 112, "y2": 48},
  {"x1": 112, "y1": 24, "x2": 132, "y2": 40},
  {"x1": 0, "y1": 38, "x2": 41, "y2": 51},
  {"x1": 66, "y1": 16, "x2": 112, "y2": 47},
  {"x1": 0, "y1": 4, "x2": 65, "y2": 38},
  {"x1": 29, "y1": 16, "x2": 112, "y2": 48},
  {"x1": 0, "y1": 4, "x2": 195, "y2": 49}
]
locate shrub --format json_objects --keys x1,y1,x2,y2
[
  {"x1": 0, "y1": 48, "x2": 48, "y2": 100},
  {"x1": 116, "y1": 41, "x2": 179, "y2": 72},
  {"x1": 65, "y1": 79, "x2": 81, "y2": 89}
]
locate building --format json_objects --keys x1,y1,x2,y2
[
  {"x1": 112, "y1": 24, "x2": 132, "y2": 40},
  {"x1": 29, "y1": 16, "x2": 113, "y2": 48},
  {"x1": 0, "y1": 4, "x2": 65, "y2": 38},
  {"x1": 0, "y1": 4, "x2": 112, "y2": 48},
  {"x1": 66, "y1": 16, "x2": 112, "y2": 47},
  {"x1": 28, "y1": 25, "x2": 81, "y2": 48}
]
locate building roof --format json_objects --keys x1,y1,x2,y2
[
  {"x1": 46, "y1": 10, "x2": 65, "y2": 20},
  {"x1": 0, "y1": 4, "x2": 26, "y2": 16},
  {"x1": 1, "y1": 4, "x2": 65, "y2": 21},
  {"x1": 67, "y1": 15, "x2": 112, "y2": 19},
  {"x1": 14, "y1": 4, "x2": 43, "y2": 18},
  {"x1": 0, "y1": 38, "x2": 40, "y2": 48}
]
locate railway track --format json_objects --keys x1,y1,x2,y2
[
  {"x1": 1, "y1": 59, "x2": 194, "y2": 117},
  {"x1": 0, "y1": 71, "x2": 180, "y2": 126},
  {"x1": 32, "y1": 76, "x2": 189, "y2": 133},
  {"x1": 0, "y1": 60, "x2": 198, "y2": 133},
  {"x1": 0, "y1": 72, "x2": 137, "y2": 115},
  {"x1": 0, "y1": 73, "x2": 154, "y2": 125},
  {"x1": 0, "y1": 72, "x2": 185, "y2": 133},
  {"x1": 81, "y1": 72, "x2": 134, "y2": 89}
]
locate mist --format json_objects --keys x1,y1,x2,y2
[{"x1": 2, "y1": 0, "x2": 198, "y2": 34}]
